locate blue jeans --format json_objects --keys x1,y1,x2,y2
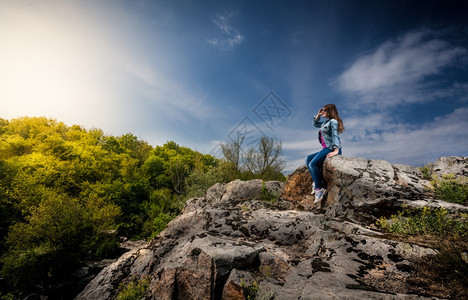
[{"x1": 306, "y1": 148, "x2": 342, "y2": 189}]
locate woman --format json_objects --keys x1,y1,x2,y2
[{"x1": 306, "y1": 104, "x2": 344, "y2": 203}]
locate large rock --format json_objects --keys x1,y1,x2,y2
[
  {"x1": 184, "y1": 179, "x2": 287, "y2": 213},
  {"x1": 76, "y1": 156, "x2": 467, "y2": 300},
  {"x1": 77, "y1": 205, "x2": 440, "y2": 299},
  {"x1": 281, "y1": 165, "x2": 313, "y2": 201},
  {"x1": 282, "y1": 156, "x2": 468, "y2": 223},
  {"x1": 322, "y1": 156, "x2": 432, "y2": 223},
  {"x1": 431, "y1": 156, "x2": 468, "y2": 177}
]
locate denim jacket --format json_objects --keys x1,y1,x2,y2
[{"x1": 314, "y1": 117, "x2": 341, "y2": 150}]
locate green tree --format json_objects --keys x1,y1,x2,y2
[
  {"x1": 0, "y1": 117, "x2": 229, "y2": 295},
  {"x1": 1, "y1": 192, "x2": 120, "y2": 289}
]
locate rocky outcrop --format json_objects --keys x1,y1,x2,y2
[
  {"x1": 76, "y1": 156, "x2": 467, "y2": 300},
  {"x1": 431, "y1": 156, "x2": 468, "y2": 177},
  {"x1": 282, "y1": 156, "x2": 468, "y2": 223}
]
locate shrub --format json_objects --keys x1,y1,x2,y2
[
  {"x1": 412, "y1": 238, "x2": 468, "y2": 299},
  {"x1": 241, "y1": 279, "x2": 259, "y2": 300},
  {"x1": 0, "y1": 292, "x2": 15, "y2": 300},
  {"x1": 377, "y1": 206, "x2": 467, "y2": 237},
  {"x1": 143, "y1": 212, "x2": 175, "y2": 240},
  {"x1": 259, "y1": 181, "x2": 277, "y2": 202},
  {"x1": 418, "y1": 163, "x2": 432, "y2": 180},
  {"x1": 1, "y1": 194, "x2": 120, "y2": 288},
  {"x1": 431, "y1": 174, "x2": 468, "y2": 205},
  {"x1": 116, "y1": 277, "x2": 151, "y2": 300}
]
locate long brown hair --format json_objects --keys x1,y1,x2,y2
[{"x1": 323, "y1": 104, "x2": 344, "y2": 134}]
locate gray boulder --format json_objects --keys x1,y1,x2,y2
[
  {"x1": 76, "y1": 156, "x2": 467, "y2": 300},
  {"x1": 431, "y1": 156, "x2": 468, "y2": 177}
]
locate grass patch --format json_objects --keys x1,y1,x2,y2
[
  {"x1": 240, "y1": 204, "x2": 249, "y2": 211},
  {"x1": 413, "y1": 239, "x2": 468, "y2": 299}
]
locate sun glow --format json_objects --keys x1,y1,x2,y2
[{"x1": 0, "y1": 2, "x2": 114, "y2": 124}]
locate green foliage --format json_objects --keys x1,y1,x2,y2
[
  {"x1": 0, "y1": 160, "x2": 19, "y2": 250},
  {"x1": 431, "y1": 174, "x2": 468, "y2": 205},
  {"x1": 143, "y1": 212, "x2": 175, "y2": 240},
  {"x1": 184, "y1": 160, "x2": 240, "y2": 199},
  {"x1": 116, "y1": 276, "x2": 151, "y2": 300},
  {"x1": 259, "y1": 181, "x2": 277, "y2": 202},
  {"x1": 0, "y1": 117, "x2": 222, "y2": 295},
  {"x1": 240, "y1": 204, "x2": 249, "y2": 211},
  {"x1": 377, "y1": 206, "x2": 468, "y2": 237},
  {"x1": 0, "y1": 292, "x2": 15, "y2": 300},
  {"x1": 1, "y1": 193, "x2": 121, "y2": 287},
  {"x1": 0, "y1": 117, "x2": 287, "y2": 295},
  {"x1": 418, "y1": 163, "x2": 432, "y2": 180},
  {"x1": 423, "y1": 241, "x2": 468, "y2": 299},
  {"x1": 241, "y1": 279, "x2": 259, "y2": 300}
]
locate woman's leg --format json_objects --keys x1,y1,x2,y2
[
  {"x1": 307, "y1": 148, "x2": 331, "y2": 189},
  {"x1": 306, "y1": 152, "x2": 318, "y2": 177}
]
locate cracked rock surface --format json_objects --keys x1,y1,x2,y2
[{"x1": 76, "y1": 156, "x2": 467, "y2": 300}]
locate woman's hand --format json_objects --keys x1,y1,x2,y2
[
  {"x1": 327, "y1": 148, "x2": 339, "y2": 158},
  {"x1": 315, "y1": 108, "x2": 324, "y2": 119}
]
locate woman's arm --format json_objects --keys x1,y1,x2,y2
[
  {"x1": 313, "y1": 108, "x2": 325, "y2": 128},
  {"x1": 327, "y1": 148, "x2": 339, "y2": 157},
  {"x1": 313, "y1": 114, "x2": 323, "y2": 128},
  {"x1": 327, "y1": 119, "x2": 340, "y2": 157}
]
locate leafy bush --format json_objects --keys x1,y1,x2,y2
[
  {"x1": 0, "y1": 292, "x2": 15, "y2": 300},
  {"x1": 241, "y1": 279, "x2": 259, "y2": 300},
  {"x1": 419, "y1": 239, "x2": 468, "y2": 298},
  {"x1": 418, "y1": 163, "x2": 432, "y2": 180},
  {"x1": 259, "y1": 181, "x2": 277, "y2": 202},
  {"x1": 116, "y1": 277, "x2": 151, "y2": 300},
  {"x1": 220, "y1": 136, "x2": 286, "y2": 181},
  {"x1": 377, "y1": 206, "x2": 468, "y2": 237},
  {"x1": 1, "y1": 193, "x2": 121, "y2": 288},
  {"x1": 142, "y1": 212, "x2": 175, "y2": 240},
  {"x1": 431, "y1": 174, "x2": 468, "y2": 205}
]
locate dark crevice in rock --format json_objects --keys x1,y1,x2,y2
[
  {"x1": 346, "y1": 281, "x2": 397, "y2": 295},
  {"x1": 396, "y1": 263, "x2": 415, "y2": 273},
  {"x1": 311, "y1": 259, "x2": 331, "y2": 273}
]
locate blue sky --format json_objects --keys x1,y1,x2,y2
[{"x1": 1, "y1": 0, "x2": 467, "y2": 171}]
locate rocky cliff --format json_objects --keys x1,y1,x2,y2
[{"x1": 76, "y1": 156, "x2": 468, "y2": 300}]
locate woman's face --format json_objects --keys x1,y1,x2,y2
[{"x1": 320, "y1": 107, "x2": 328, "y2": 118}]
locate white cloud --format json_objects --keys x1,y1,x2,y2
[
  {"x1": 335, "y1": 28, "x2": 467, "y2": 107},
  {"x1": 207, "y1": 11, "x2": 244, "y2": 50},
  {"x1": 340, "y1": 107, "x2": 468, "y2": 165}
]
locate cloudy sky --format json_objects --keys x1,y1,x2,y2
[{"x1": 1, "y1": 0, "x2": 467, "y2": 171}]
